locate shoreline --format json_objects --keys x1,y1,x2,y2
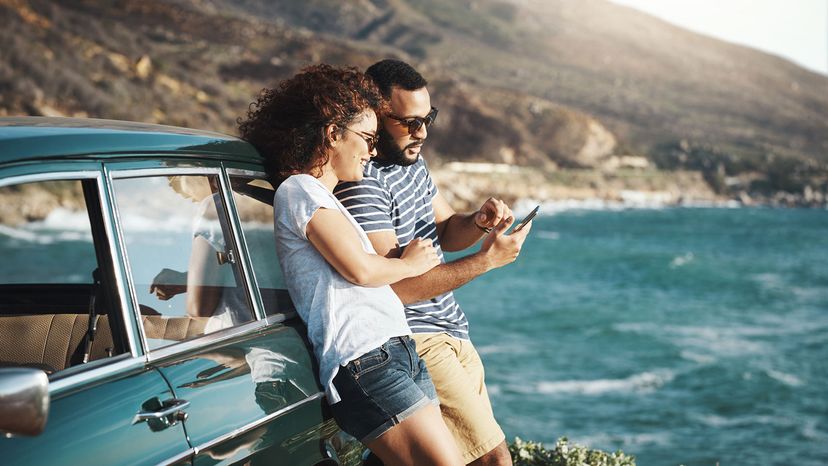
[{"x1": 431, "y1": 165, "x2": 828, "y2": 214}]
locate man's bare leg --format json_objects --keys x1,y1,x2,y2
[{"x1": 468, "y1": 441, "x2": 512, "y2": 466}]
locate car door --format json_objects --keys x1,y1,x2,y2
[
  {"x1": 108, "y1": 160, "x2": 362, "y2": 466},
  {"x1": 0, "y1": 163, "x2": 191, "y2": 466}
]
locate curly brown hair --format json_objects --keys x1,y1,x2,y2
[{"x1": 238, "y1": 64, "x2": 386, "y2": 183}]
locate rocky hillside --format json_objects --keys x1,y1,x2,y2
[{"x1": 1, "y1": 0, "x2": 826, "y2": 206}]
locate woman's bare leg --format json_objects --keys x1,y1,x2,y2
[{"x1": 366, "y1": 403, "x2": 464, "y2": 466}]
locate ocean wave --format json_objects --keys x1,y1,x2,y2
[
  {"x1": 614, "y1": 323, "x2": 773, "y2": 357},
  {"x1": 0, "y1": 224, "x2": 92, "y2": 245},
  {"x1": 669, "y1": 252, "x2": 695, "y2": 268},
  {"x1": 763, "y1": 368, "x2": 804, "y2": 387},
  {"x1": 535, "y1": 231, "x2": 560, "y2": 240},
  {"x1": 572, "y1": 431, "x2": 672, "y2": 449},
  {"x1": 528, "y1": 369, "x2": 675, "y2": 395},
  {"x1": 512, "y1": 195, "x2": 741, "y2": 214},
  {"x1": 679, "y1": 350, "x2": 716, "y2": 364}
]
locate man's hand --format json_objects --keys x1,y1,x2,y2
[
  {"x1": 149, "y1": 268, "x2": 188, "y2": 300},
  {"x1": 478, "y1": 214, "x2": 532, "y2": 270},
  {"x1": 474, "y1": 197, "x2": 511, "y2": 232}
]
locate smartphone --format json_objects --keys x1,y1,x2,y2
[{"x1": 512, "y1": 205, "x2": 539, "y2": 233}]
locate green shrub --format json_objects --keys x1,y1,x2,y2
[{"x1": 509, "y1": 437, "x2": 636, "y2": 466}]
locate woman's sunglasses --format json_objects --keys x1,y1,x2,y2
[
  {"x1": 343, "y1": 127, "x2": 379, "y2": 152},
  {"x1": 387, "y1": 106, "x2": 438, "y2": 135}
]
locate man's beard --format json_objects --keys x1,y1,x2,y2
[{"x1": 374, "y1": 127, "x2": 420, "y2": 167}]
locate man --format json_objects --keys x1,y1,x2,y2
[{"x1": 335, "y1": 59, "x2": 531, "y2": 466}]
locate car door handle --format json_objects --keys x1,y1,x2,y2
[{"x1": 133, "y1": 398, "x2": 190, "y2": 424}]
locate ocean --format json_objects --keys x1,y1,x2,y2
[
  {"x1": 451, "y1": 207, "x2": 828, "y2": 465},
  {"x1": 2, "y1": 205, "x2": 826, "y2": 465}
]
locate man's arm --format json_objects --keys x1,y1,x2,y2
[
  {"x1": 367, "y1": 215, "x2": 532, "y2": 304},
  {"x1": 433, "y1": 192, "x2": 511, "y2": 252}
]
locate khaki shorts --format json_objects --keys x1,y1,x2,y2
[{"x1": 411, "y1": 332, "x2": 505, "y2": 463}]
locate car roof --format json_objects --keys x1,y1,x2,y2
[{"x1": 0, "y1": 117, "x2": 262, "y2": 165}]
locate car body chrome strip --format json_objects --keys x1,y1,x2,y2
[
  {"x1": 109, "y1": 167, "x2": 218, "y2": 179},
  {"x1": 0, "y1": 170, "x2": 99, "y2": 188},
  {"x1": 155, "y1": 448, "x2": 195, "y2": 466},
  {"x1": 225, "y1": 168, "x2": 267, "y2": 178},
  {"x1": 48, "y1": 355, "x2": 144, "y2": 397},
  {"x1": 145, "y1": 318, "x2": 269, "y2": 363},
  {"x1": 192, "y1": 392, "x2": 327, "y2": 456}
]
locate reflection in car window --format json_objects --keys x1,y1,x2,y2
[
  {"x1": 0, "y1": 179, "x2": 125, "y2": 374},
  {"x1": 0, "y1": 180, "x2": 96, "y2": 284},
  {"x1": 113, "y1": 175, "x2": 254, "y2": 350},
  {"x1": 229, "y1": 176, "x2": 292, "y2": 316}
]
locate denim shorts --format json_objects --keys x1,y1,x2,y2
[{"x1": 330, "y1": 336, "x2": 439, "y2": 443}]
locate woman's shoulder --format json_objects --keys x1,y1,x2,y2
[{"x1": 277, "y1": 174, "x2": 324, "y2": 197}]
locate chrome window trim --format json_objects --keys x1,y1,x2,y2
[
  {"x1": 225, "y1": 168, "x2": 267, "y2": 178},
  {"x1": 97, "y1": 169, "x2": 140, "y2": 357},
  {"x1": 219, "y1": 166, "x2": 264, "y2": 321},
  {"x1": 0, "y1": 170, "x2": 100, "y2": 188},
  {"x1": 262, "y1": 311, "x2": 297, "y2": 326},
  {"x1": 109, "y1": 167, "x2": 218, "y2": 179},
  {"x1": 225, "y1": 169, "x2": 293, "y2": 321},
  {"x1": 155, "y1": 448, "x2": 195, "y2": 466},
  {"x1": 192, "y1": 392, "x2": 326, "y2": 456},
  {"x1": 48, "y1": 355, "x2": 145, "y2": 397},
  {"x1": 145, "y1": 313, "x2": 269, "y2": 364},
  {"x1": 107, "y1": 170, "x2": 152, "y2": 357}
]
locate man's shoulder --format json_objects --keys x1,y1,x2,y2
[{"x1": 368, "y1": 157, "x2": 430, "y2": 183}]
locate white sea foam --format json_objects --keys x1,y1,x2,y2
[
  {"x1": 763, "y1": 368, "x2": 804, "y2": 387},
  {"x1": 513, "y1": 195, "x2": 742, "y2": 215},
  {"x1": 0, "y1": 222, "x2": 92, "y2": 245},
  {"x1": 679, "y1": 350, "x2": 716, "y2": 364},
  {"x1": 750, "y1": 272, "x2": 786, "y2": 291},
  {"x1": 33, "y1": 207, "x2": 92, "y2": 231},
  {"x1": 475, "y1": 342, "x2": 529, "y2": 356},
  {"x1": 0, "y1": 224, "x2": 39, "y2": 242},
  {"x1": 573, "y1": 431, "x2": 672, "y2": 449},
  {"x1": 614, "y1": 323, "x2": 772, "y2": 357},
  {"x1": 669, "y1": 252, "x2": 695, "y2": 268},
  {"x1": 532, "y1": 369, "x2": 674, "y2": 395},
  {"x1": 536, "y1": 231, "x2": 560, "y2": 240}
]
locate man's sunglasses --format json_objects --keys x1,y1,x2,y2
[
  {"x1": 387, "y1": 106, "x2": 438, "y2": 135},
  {"x1": 343, "y1": 127, "x2": 379, "y2": 152}
]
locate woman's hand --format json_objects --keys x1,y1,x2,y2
[{"x1": 400, "y1": 237, "x2": 440, "y2": 276}]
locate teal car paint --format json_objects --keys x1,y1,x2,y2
[{"x1": 0, "y1": 117, "x2": 363, "y2": 466}]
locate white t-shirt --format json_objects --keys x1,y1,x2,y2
[{"x1": 274, "y1": 174, "x2": 410, "y2": 404}]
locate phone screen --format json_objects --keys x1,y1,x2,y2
[{"x1": 512, "y1": 205, "x2": 539, "y2": 233}]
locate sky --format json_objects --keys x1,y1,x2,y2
[{"x1": 609, "y1": 0, "x2": 828, "y2": 75}]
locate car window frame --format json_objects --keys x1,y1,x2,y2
[
  {"x1": 105, "y1": 159, "x2": 281, "y2": 364},
  {"x1": 0, "y1": 161, "x2": 144, "y2": 397},
  {"x1": 224, "y1": 164, "x2": 297, "y2": 323}
]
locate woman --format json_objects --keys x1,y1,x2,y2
[{"x1": 239, "y1": 64, "x2": 463, "y2": 466}]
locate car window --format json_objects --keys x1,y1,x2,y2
[
  {"x1": 228, "y1": 175, "x2": 293, "y2": 316},
  {"x1": 112, "y1": 174, "x2": 256, "y2": 350},
  {"x1": 0, "y1": 178, "x2": 127, "y2": 375}
]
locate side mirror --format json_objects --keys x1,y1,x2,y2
[{"x1": 0, "y1": 368, "x2": 50, "y2": 437}]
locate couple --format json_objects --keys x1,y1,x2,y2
[{"x1": 239, "y1": 60, "x2": 531, "y2": 466}]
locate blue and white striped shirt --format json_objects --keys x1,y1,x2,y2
[{"x1": 335, "y1": 157, "x2": 470, "y2": 340}]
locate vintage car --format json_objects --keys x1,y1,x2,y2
[{"x1": 0, "y1": 117, "x2": 362, "y2": 465}]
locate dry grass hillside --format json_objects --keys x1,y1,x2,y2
[{"x1": 1, "y1": 0, "x2": 826, "y2": 205}]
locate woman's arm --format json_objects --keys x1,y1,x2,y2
[
  {"x1": 306, "y1": 207, "x2": 439, "y2": 287},
  {"x1": 186, "y1": 235, "x2": 223, "y2": 317}
]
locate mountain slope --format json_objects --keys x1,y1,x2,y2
[{"x1": 1, "y1": 0, "x2": 826, "y2": 202}]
